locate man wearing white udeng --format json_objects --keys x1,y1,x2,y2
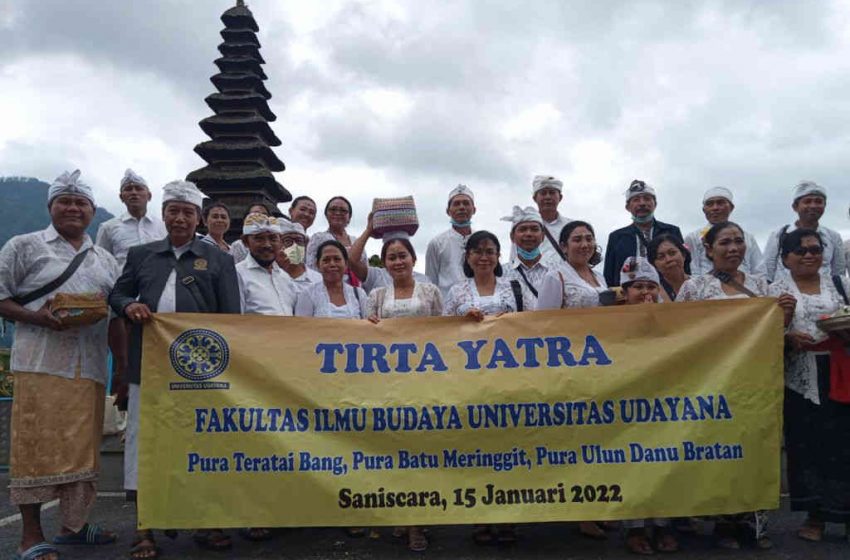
[
  {"x1": 763, "y1": 181, "x2": 846, "y2": 281},
  {"x1": 236, "y1": 213, "x2": 297, "y2": 316},
  {"x1": 510, "y1": 175, "x2": 571, "y2": 264},
  {"x1": 0, "y1": 170, "x2": 120, "y2": 560},
  {"x1": 684, "y1": 187, "x2": 764, "y2": 276},
  {"x1": 425, "y1": 184, "x2": 475, "y2": 298},
  {"x1": 95, "y1": 169, "x2": 167, "y2": 269},
  {"x1": 502, "y1": 205, "x2": 550, "y2": 301}
]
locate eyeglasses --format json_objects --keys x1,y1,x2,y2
[
  {"x1": 281, "y1": 237, "x2": 306, "y2": 247},
  {"x1": 791, "y1": 245, "x2": 824, "y2": 256},
  {"x1": 327, "y1": 206, "x2": 350, "y2": 215}
]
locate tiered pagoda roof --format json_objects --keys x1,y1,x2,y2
[{"x1": 187, "y1": 0, "x2": 290, "y2": 238}]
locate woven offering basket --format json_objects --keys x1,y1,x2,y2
[
  {"x1": 371, "y1": 196, "x2": 418, "y2": 239},
  {"x1": 50, "y1": 292, "x2": 108, "y2": 327},
  {"x1": 817, "y1": 308, "x2": 850, "y2": 344}
]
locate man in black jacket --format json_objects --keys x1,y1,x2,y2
[
  {"x1": 108, "y1": 179, "x2": 240, "y2": 556},
  {"x1": 603, "y1": 179, "x2": 686, "y2": 286}
]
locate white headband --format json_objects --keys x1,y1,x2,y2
[
  {"x1": 501, "y1": 205, "x2": 544, "y2": 230},
  {"x1": 793, "y1": 180, "x2": 826, "y2": 202},
  {"x1": 532, "y1": 175, "x2": 563, "y2": 194},
  {"x1": 162, "y1": 180, "x2": 204, "y2": 209},
  {"x1": 620, "y1": 256, "x2": 660, "y2": 286},
  {"x1": 242, "y1": 213, "x2": 281, "y2": 235},
  {"x1": 279, "y1": 219, "x2": 306, "y2": 237},
  {"x1": 447, "y1": 184, "x2": 474, "y2": 204},
  {"x1": 121, "y1": 168, "x2": 148, "y2": 190},
  {"x1": 703, "y1": 186, "x2": 733, "y2": 204},
  {"x1": 625, "y1": 179, "x2": 656, "y2": 201},
  {"x1": 48, "y1": 169, "x2": 95, "y2": 207}
]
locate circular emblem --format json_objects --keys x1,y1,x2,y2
[{"x1": 169, "y1": 329, "x2": 230, "y2": 381}]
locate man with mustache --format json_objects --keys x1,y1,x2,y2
[
  {"x1": 763, "y1": 181, "x2": 846, "y2": 282},
  {"x1": 685, "y1": 187, "x2": 765, "y2": 276},
  {"x1": 603, "y1": 179, "x2": 685, "y2": 287},
  {"x1": 0, "y1": 170, "x2": 121, "y2": 560},
  {"x1": 236, "y1": 213, "x2": 296, "y2": 316},
  {"x1": 425, "y1": 184, "x2": 475, "y2": 298},
  {"x1": 108, "y1": 180, "x2": 240, "y2": 557}
]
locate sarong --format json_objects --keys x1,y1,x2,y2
[
  {"x1": 9, "y1": 370, "x2": 104, "y2": 530},
  {"x1": 784, "y1": 355, "x2": 850, "y2": 522}
]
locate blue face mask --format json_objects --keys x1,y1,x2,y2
[
  {"x1": 451, "y1": 219, "x2": 472, "y2": 228},
  {"x1": 517, "y1": 246, "x2": 542, "y2": 260},
  {"x1": 632, "y1": 212, "x2": 655, "y2": 225}
]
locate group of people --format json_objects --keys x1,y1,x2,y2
[{"x1": 0, "y1": 168, "x2": 849, "y2": 560}]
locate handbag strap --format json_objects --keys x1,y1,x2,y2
[
  {"x1": 832, "y1": 275, "x2": 850, "y2": 305},
  {"x1": 174, "y1": 257, "x2": 210, "y2": 313},
  {"x1": 12, "y1": 248, "x2": 91, "y2": 306},
  {"x1": 542, "y1": 227, "x2": 567, "y2": 262},
  {"x1": 516, "y1": 266, "x2": 539, "y2": 298},
  {"x1": 509, "y1": 279, "x2": 524, "y2": 312},
  {"x1": 712, "y1": 270, "x2": 758, "y2": 298}
]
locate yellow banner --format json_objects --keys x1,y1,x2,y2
[{"x1": 139, "y1": 298, "x2": 783, "y2": 529}]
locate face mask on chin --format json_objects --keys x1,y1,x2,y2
[
  {"x1": 517, "y1": 246, "x2": 542, "y2": 260},
  {"x1": 632, "y1": 212, "x2": 654, "y2": 225}
]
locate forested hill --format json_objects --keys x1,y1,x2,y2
[
  {"x1": 0, "y1": 177, "x2": 113, "y2": 247},
  {"x1": 0, "y1": 177, "x2": 114, "y2": 347}
]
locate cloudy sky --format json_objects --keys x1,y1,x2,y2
[{"x1": 1, "y1": 0, "x2": 849, "y2": 263}]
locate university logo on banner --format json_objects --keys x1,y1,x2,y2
[{"x1": 168, "y1": 328, "x2": 230, "y2": 390}]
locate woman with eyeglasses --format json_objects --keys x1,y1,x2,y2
[
  {"x1": 442, "y1": 230, "x2": 530, "y2": 545},
  {"x1": 768, "y1": 229, "x2": 850, "y2": 544},
  {"x1": 305, "y1": 197, "x2": 368, "y2": 286},
  {"x1": 647, "y1": 234, "x2": 691, "y2": 302},
  {"x1": 678, "y1": 221, "x2": 795, "y2": 549},
  {"x1": 443, "y1": 230, "x2": 532, "y2": 320}
]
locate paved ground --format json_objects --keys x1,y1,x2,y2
[{"x1": 1, "y1": 450, "x2": 848, "y2": 559}]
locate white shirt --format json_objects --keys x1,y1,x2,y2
[
  {"x1": 845, "y1": 239, "x2": 850, "y2": 277},
  {"x1": 537, "y1": 261, "x2": 607, "y2": 310},
  {"x1": 305, "y1": 230, "x2": 368, "y2": 272},
  {"x1": 294, "y1": 281, "x2": 368, "y2": 319},
  {"x1": 685, "y1": 225, "x2": 766, "y2": 276},
  {"x1": 769, "y1": 274, "x2": 849, "y2": 404},
  {"x1": 425, "y1": 227, "x2": 470, "y2": 298},
  {"x1": 509, "y1": 213, "x2": 572, "y2": 264},
  {"x1": 676, "y1": 272, "x2": 769, "y2": 302},
  {"x1": 504, "y1": 258, "x2": 552, "y2": 298},
  {"x1": 362, "y1": 266, "x2": 430, "y2": 294},
  {"x1": 0, "y1": 225, "x2": 119, "y2": 384},
  {"x1": 230, "y1": 239, "x2": 249, "y2": 263},
  {"x1": 282, "y1": 267, "x2": 323, "y2": 295},
  {"x1": 236, "y1": 254, "x2": 296, "y2": 316},
  {"x1": 366, "y1": 282, "x2": 443, "y2": 319},
  {"x1": 95, "y1": 211, "x2": 166, "y2": 269},
  {"x1": 156, "y1": 243, "x2": 192, "y2": 314},
  {"x1": 443, "y1": 277, "x2": 533, "y2": 316},
  {"x1": 763, "y1": 224, "x2": 846, "y2": 282}
]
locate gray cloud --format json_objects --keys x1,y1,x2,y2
[{"x1": 1, "y1": 0, "x2": 849, "y2": 256}]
